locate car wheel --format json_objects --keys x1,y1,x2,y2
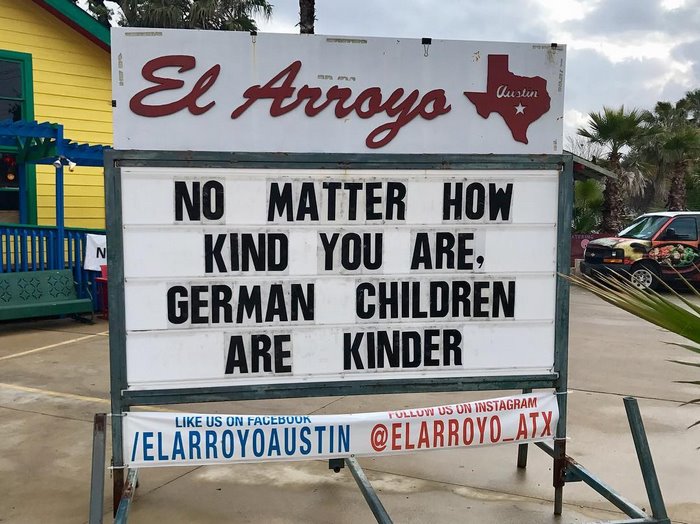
[{"x1": 630, "y1": 262, "x2": 661, "y2": 291}]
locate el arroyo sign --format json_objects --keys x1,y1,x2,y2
[
  {"x1": 112, "y1": 30, "x2": 565, "y2": 154},
  {"x1": 111, "y1": 31, "x2": 565, "y2": 391}
]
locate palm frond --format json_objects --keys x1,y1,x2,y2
[
  {"x1": 567, "y1": 271, "x2": 700, "y2": 435},
  {"x1": 669, "y1": 359, "x2": 700, "y2": 368},
  {"x1": 117, "y1": 0, "x2": 272, "y2": 30},
  {"x1": 568, "y1": 272, "x2": 700, "y2": 344},
  {"x1": 667, "y1": 343, "x2": 700, "y2": 355}
]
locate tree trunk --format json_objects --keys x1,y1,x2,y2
[
  {"x1": 299, "y1": 0, "x2": 315, "y2": 34},
  {"x1": 600, "y1": 153, "x2": 625, "y2": 233},
  {"x1": 601, "y1": 177, "x2": 625, "y2": 233},
  {"x1": 666, "y1": 160, "x2": 687, "y2": 211}
]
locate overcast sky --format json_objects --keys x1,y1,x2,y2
[{"x1": 255, "y1": 0, "x2": 699, "y2": 141}]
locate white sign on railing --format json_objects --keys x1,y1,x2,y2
[{"x1": 84, "y1": 234, "x2": 107, "y2": 271}]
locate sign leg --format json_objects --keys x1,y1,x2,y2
[
  {"x1": 110, "y1": 406, "x2": 126, "y2": 516},
  {"x1": 623, "y1": 397, "x2": 668, "y2": 521},
  {"x1": 553, "y1": 438, "x2": 566, "y2": 515},
  {"x1": 517, "y1": 388, "x2": 532, "y2": 468},
  {"x1": 88, "y1": 413, "x2": 106, "y2": 524},
  {"x1": 112, "y1": 467, "x2": 124, "y2": 517}
]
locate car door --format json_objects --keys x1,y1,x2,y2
[{"x1": 649, "y1": 216, "x2": 700, "y2": 278}]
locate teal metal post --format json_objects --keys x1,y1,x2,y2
[
  {"x1": 114, "y1": 469, "x2": 138, "y2": 523},
  {"x1": 54, "y1": 125, "x2": 65, "y2": 269},
  {"x1": 623, "y1": 397, "x2": 668, "y2": 522},
  {"x1": 88, "y1": 413, "x2": 106, "y2": 524},
  {"x1": 104, "y1": 152, "x2": 128, "y2": 515},
  {"x1": 517, "y1": 387, "x2": 532, "y2": 468},
  {"x1": 553, "y1": 155, "x2": 574, "y2": 515},
  {"x1": 54, "y1": 165, "x2": 64, "y2": 268}
]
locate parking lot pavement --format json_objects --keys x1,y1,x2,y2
[{"x1": 1, "y1": 287, "x2": 699, "y2": 523}]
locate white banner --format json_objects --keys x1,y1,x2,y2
[
  {"x1": 123, "y1": 392, "x2": 558, "y2": 467},
  {"x1": 83, "y1": 234, "x2": 107, "y2": 271},
  {"x1": 111, "y1": 30, "x2": 566, "y2": 154}
]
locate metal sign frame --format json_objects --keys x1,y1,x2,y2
[{"x1": 104, "y1": 150, "x2": 573, "y2": 517}]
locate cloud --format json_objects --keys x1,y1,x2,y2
[
  {"x1": 259, "y1": 0, "x2": 551, "y2": 42},
  {"x1": 672, "y1": 39, "x2": 700, "y2": 83},
  {"x1": 571, "y1": 0, "x2": 700, "y2": 37},
  {"x1": 562, "y1": 48, "x2": 691, "y2": 137}
]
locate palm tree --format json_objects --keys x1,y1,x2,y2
[
  {"x1": 664, "y1": 128, "x2": 700, "y2": 210},
  {"x1": 299, "y1": 0, "x2": 315, "y2": 34},
  {"x1": 68, "y1": 0, "x2": 112, "y2": 26},
  {"x1": 77, "y1": 0, "x2": 272, "y2": 31},
  {"x1": 639, "y1": 100, "x2": 700, "y2": 211},
  {"x1": 578, "y1": 106, "x2": 644, "y2": 233},
  {"x1": 680, "y1": 89, "x2": 700, "y2": 127}
]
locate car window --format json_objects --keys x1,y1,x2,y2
[
  {"x1": 664, "y1": 216, "x2": 698, "y2": 241},
  {"x1": 618, "y1": 215, "x2": 668, "y2": 239}
]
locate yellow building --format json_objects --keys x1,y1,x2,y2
[{"x1": 0, "y1": 0, "x2": 110, "y2": 228}]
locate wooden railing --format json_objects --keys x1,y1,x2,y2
[{"x1": 0, "y1": 223, "x2": 105, "y2": 310}]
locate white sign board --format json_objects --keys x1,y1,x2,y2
[
  {"x1": 123, "y1": 392, "x2": 558, "y2": 467},
  {"x1": 111, "y1": 30, "x2": 566, "y2": 154},
  {"x1": 121, "y1": 167, "x2": 558, "y2": 391},
  {"x1": 84, "y1": 234, "x2": 107, "y2": 271}
]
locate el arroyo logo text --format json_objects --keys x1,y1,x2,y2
[{"x1": 129, "y1": 54, "x2": 551, "y2": 148}]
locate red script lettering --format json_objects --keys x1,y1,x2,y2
[
  {"x1": 130, "y1": 55, "x2": 220, "y2": 117},
  {"x1": 231, "y1": 61, "x2": 451, "y2": 148},
  {"x1": 129, "y1": 57, "x2": 452, "y2": 148}
]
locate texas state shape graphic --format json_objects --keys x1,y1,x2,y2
[{"x1": 464, "y1": 55, "x2": 551, "y2": 144}]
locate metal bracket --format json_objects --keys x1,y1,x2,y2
[
  {"x1": 563, "y1": 469, "x2": 583, "y2": 483},
  {"x1": 328, "y1": 458, "x2": 345, "y2": 473}
]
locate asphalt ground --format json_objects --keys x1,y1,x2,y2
[{"x1": 0, "y1": 287, "x2": 699, "y2": 523}]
